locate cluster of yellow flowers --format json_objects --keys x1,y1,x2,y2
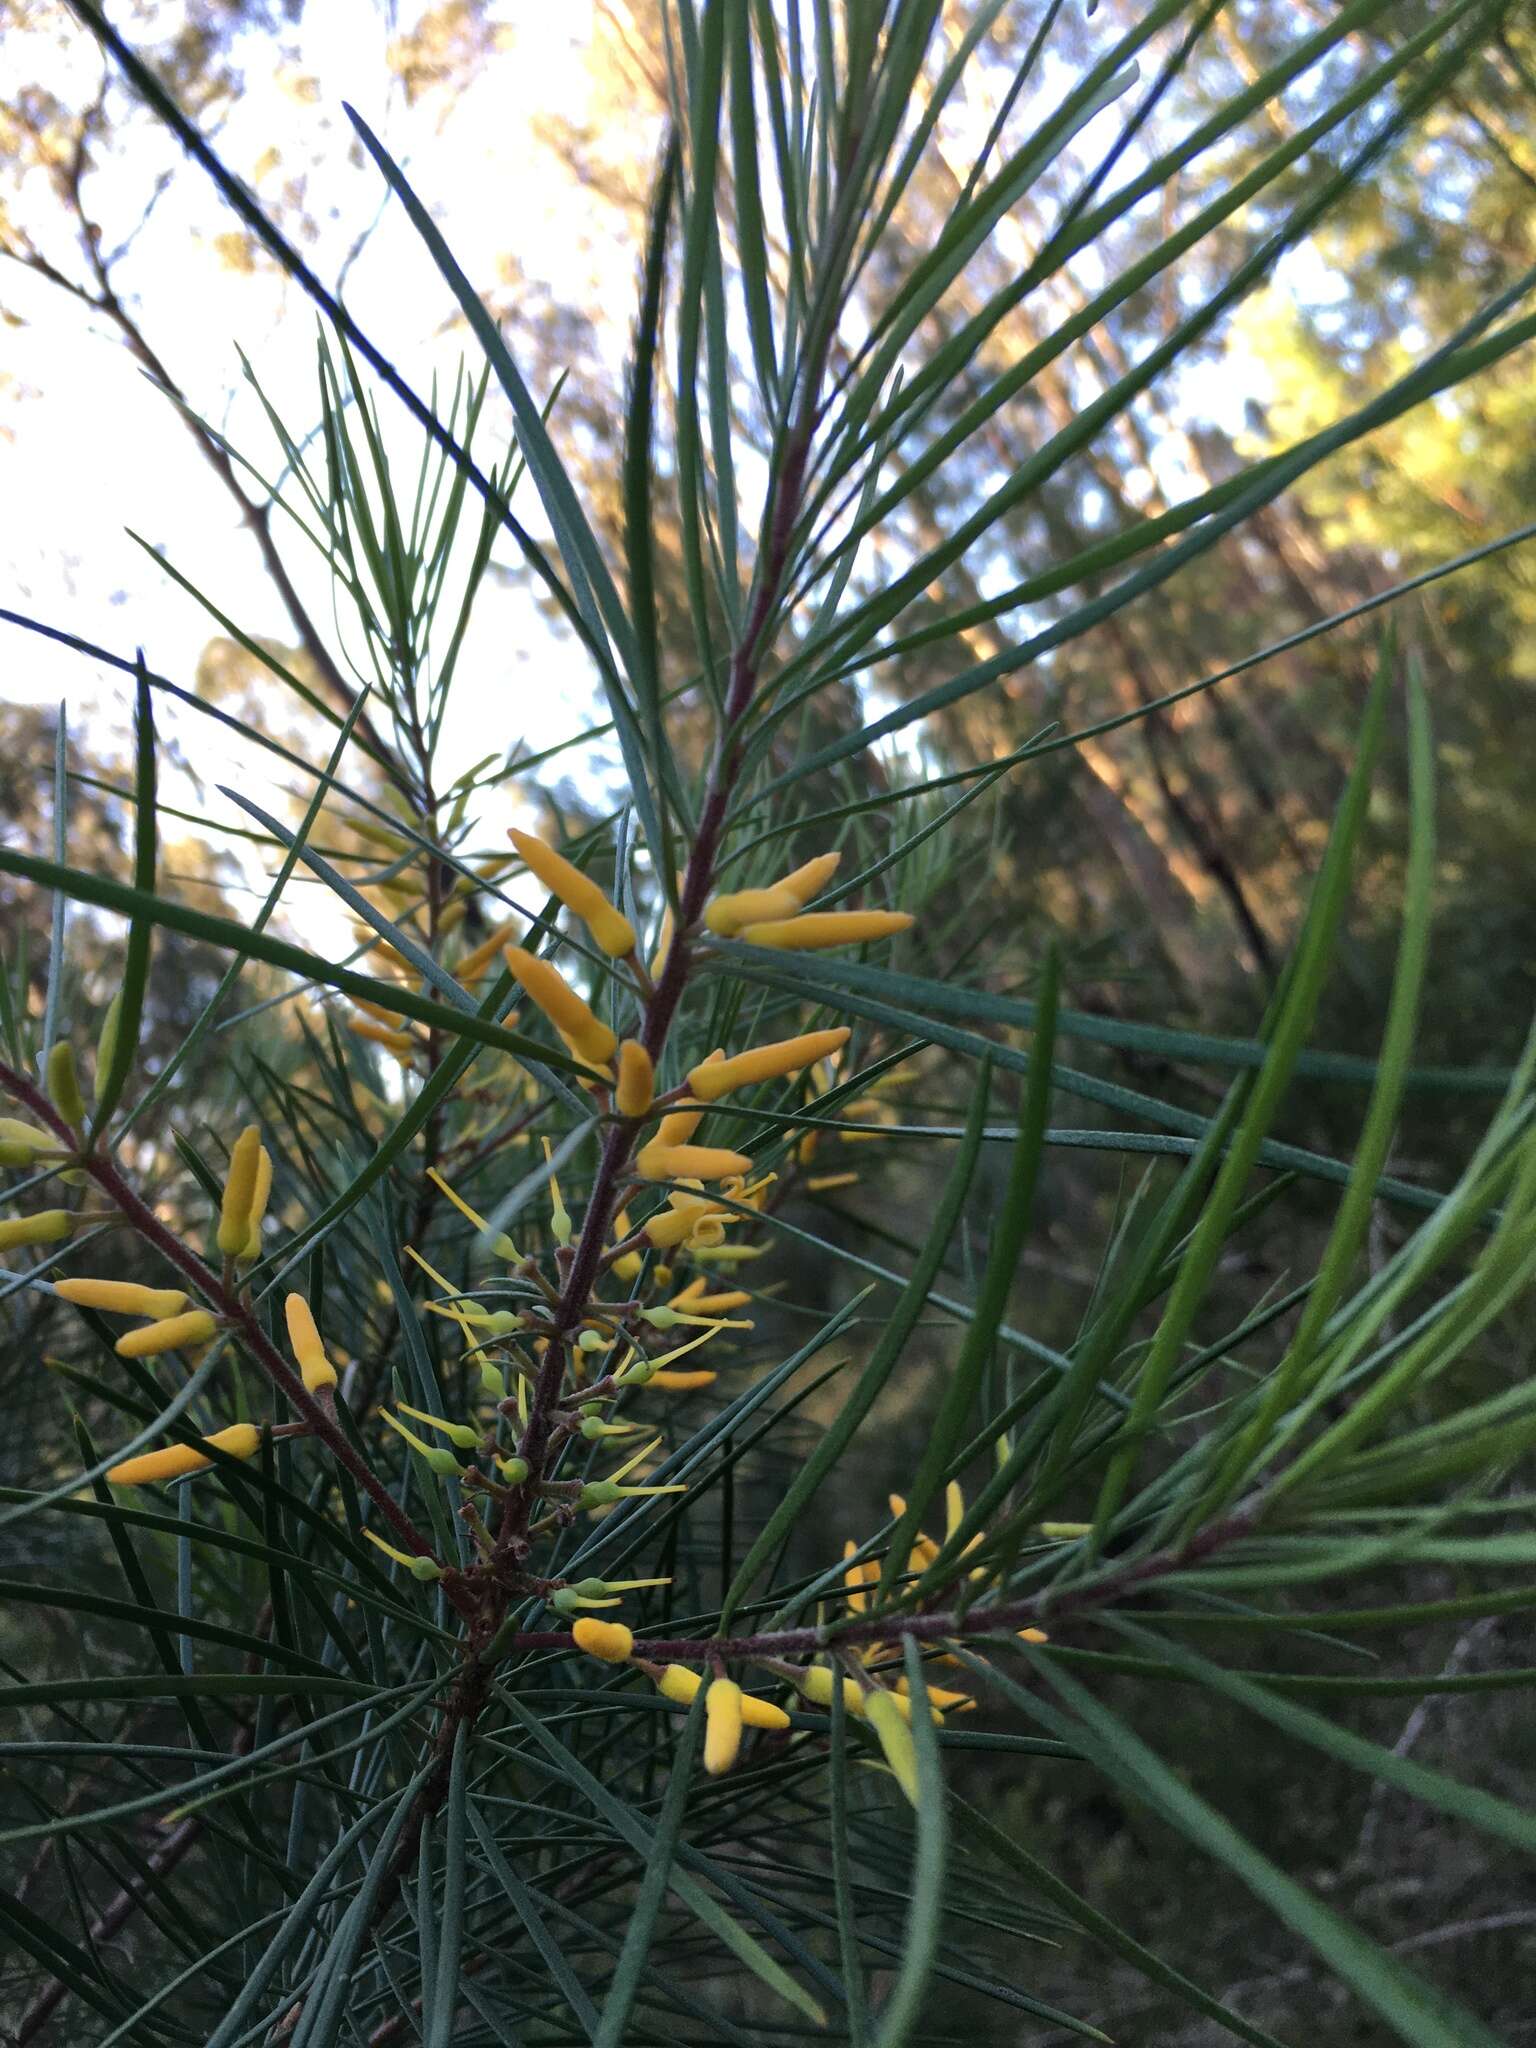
[{"x1": 13, "y1": 820, "x2": 930, "y2": 1797}]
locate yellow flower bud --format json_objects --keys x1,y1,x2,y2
[
  {"x1": 614, "y1": 1040, "x2": 654, "y2": 1119},
  {"x1": 107, "y1": 1422, "x2": 261, "y2": 1487},
  {"x1": 347, "y1": 1016, "x2": 420, "y2": 1055},
  {"x1": 650, "y1": 902, "x2": 675, "y2": 978},
  {"x1": 241, "y1": 1146, "x2": 273, "y2": 1263},
  {"x1": 865, "y1": 1689, "x2": 920, "y2": 1805},
  {"x1": 669, "y1": 1286, "x2": 751, "y2": 1314},
  {"x1": 740, "y1": 1693, "x2": 791, "y2": 1731},
  {"x1": 54, "y1": 1277, "x2": 189, "y2": 1318},
  {"x1": 454, "y1": 917, "x2": 519, "y2": 987},
  {"x1": 704, "y1": 1677, "x2": 743, "y2": 1775},
  {"x1": 641, "y1": 1196, "x2": 717, "y2": 1249},
  {"x1": 0, "y1": 1117, "x2": 56, "y2": 1154},
  {"x1": 502, "y1": 947, "x2": 617, "y2": 1068},
  {"x1": 47, "y1": 1043, "x2": 86, "y2": 1127},
  {"x1": 217, "y1": 1125, "x2": 263, "y2": 1258},
  {"x1": 648, "y1": 1369, "x2": 717, "y2": 1390},
  {"x1": 509, "y1": 827, "x2": 636, "y2": 957},
  {"x1": 657, "y1": 1663, "x2": 703, "y2": 1705},
  {"x1": 350, "y1": 995, "x2": 406, "y2": 1027},
  {"x1": 686, "y1": 1027, "x2": 850, "y2": 1102},
  {"x1": 737, "y1": 911, "x2": 914, "y2": 952},
  {"x1": 0, "y1": 1210, "x2": 73, "y2": 1252},
  {"x1": 704, "y1": 851, "x2": 842, "y2": 935},
  {"x1": 571, "y1": 1617, "x2": 635, "y2": 1663},
  {"x1": 635, "y1": 1142, "x2": 752, "y2": 1184},
  {"x1": 284, "y1": 1291, "x2": 337, "y2": 1393},
  {"x1": 115, "y1": 1310, "x2": 218, "y2": 1358},
  {"x1": 798, "y1": 1665, "x2": 866, "y2": 1715}
]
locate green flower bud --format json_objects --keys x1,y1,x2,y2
[
  {"x1": 94, "y1": 994, "x2": 123, "y2": 1102},
  {"x1": 641, "y1": 1305, "x2": 679, "y2": 1329},
  {"x1": 478, "y1": 1361, "x2": 508, "y2": 1399},
  {"x1": 484, "y1": 1310, "x2": 520, "y2": 1337},
  {"x1": 576, "y1": 1328, "x2": 606, "y2": 1353},
  {"x1": 47, "y1": 1043, "x2": 86, "y2": 1127},
  {"x1": 497, "y1": 1455, "x2": 529, "y2": 1484}
]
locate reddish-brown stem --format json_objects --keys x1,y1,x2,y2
[{"x1": 0, "y1": 1058, "x2": 473, "y2": 1608}]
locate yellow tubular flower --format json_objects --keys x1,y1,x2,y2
[
  {"x1": 704, "y1": 850, "x2": 842, "y2": 935},
  {"x1": 454, "y1": 917, "x2": 519, "y2": 986},
  {"x1": 897, "y1": 1677, "x2": 973, "y2": 1712},
  {"x1": 47, "y1": 1042, "x2": 86, "y2": 1127},
  {"x1": 737, "y1": 911, "x2": 914, "y2": 952},
  {"x1": 509, "y1": 827, "x2": 636, "y2": 957},
  {"x1": 571, "y1": 1617, "x2": 635, "y2": 1663},
  {"x1": 656, "y1": 1663, "x2": 703, "y2": 1705},
  {"x1": 799, "y1": 1665, "x2": 867, "y2": 1715},
  {"x1": 635, "y1": 1142, "x2": 752, "y2": 1184},
  {"x1": 502, "y1": 947, "x2": 617, "y2": 1067},
  {"x1": 670, "y1": 1287, "x2": 750, "y2": 1314},
  {"x1": 348, "y1": 1017, "x2": 419, "y2": 1055},
  {"x1": 242, "y1": 1146, "x2": 273, "y2": 1263},
  {"x1": 94, "y1": 993, "x2": 123, "y2": 1101},
  {"x1": 807, "y1": 1172, "x2": 859, "y2": 1192},
  {"x1": 648, "y1": 1369, "x2": 717, "y2": 1390},
  {"x1": 115, "y1": 1310, "x2": 218, "y2": 1359},
  {"x1": 217, "y1": 1125, "x2": 263, "y2": 1258},
  {"x1": 614, "y1": 1040, "x2": 654, "y2": 1119},
  {"x1": 865, "y1": 1690, "x2": 921, "y2": 1805},
  {"x1": 0, "y1": 1210, "x2": 73, "y2": 1252},
  {"x1": 54, "y1": 1277, "x2": 188, "y2": 1318},
  {"x1": 740, "y1": 1693, "x2": 791, "y2": 1731},
  {"x1": 285, "y1": 1291, "x2": 337, "y2": 1393},
  {"x1": 642, "y1": 1196, "x2": 717, "y2": 1249},
  {"x1": 108, "y1": 1423, "x2": 261, "y2": 1487},
  {"x1": 650, "y1": 903, "x2": 676, "y2": 980},
  {"x1": 704, "y1": 1678, "x2": 744, "y2": 1775},
  {"x1": 685, "y1": 1027, "x2": 851, "y2": 1102},
  {"x1": 350, "y1": 995, "x2": 406, "y2": 1027},
  {"x1": 0, "y1": 1116, "x2": 56, "y2": 1154}
]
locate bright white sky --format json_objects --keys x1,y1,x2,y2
[
  {"x1": 1, "y1": 0, "x2": 1284, "y2": 931},
  {"x1": 2, "y1": 0, "x2": 650, "y2": 916}
]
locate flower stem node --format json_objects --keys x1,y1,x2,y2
[
  {"x1": 0, "y1": 1209, "x2": 74, "y2": 1252},
  {"x1": 571, "y1": 1616, "x2": 634, "y2": 1663},
  {"x1": 107, "y1": 1422, "x2": 261, "y2": 1487},
  {"x1": 115, "y1": 1309, "x2": 218, "y2": 1358},
  {"x1": 54, "y1": 1277, "x2": 189, "y2": 1318}
]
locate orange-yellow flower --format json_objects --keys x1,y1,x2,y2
[
  {"x1": 217, "y1": 1125, "x2": 263, "y2": 1257},
  {"x1": 704, "y1": 1677, "x2": 744, "y2": 1774},
  {"x1": 115, "y1": 1310, "x2": 218, "y2": 1359},
  {"x1": 54, "y1": 1277, "x2": 188, "y2": 1319},
  {"x1": 571, "y1": 1617, "x2": 635, "y2": 1663},
  {"x1": 684, "y1": 1027, "x2": 850, "y2": 1102},
  {"x1": 108, "y1": 1422, "x2": 261, "y2": 1487},
  {"x1": 737, "y1": 910, "x2": 913, "y2": 951},
  {"x1": 285, "y1": 1291, "x2": 337, "y2": 1393},
  {"x1": 502, "y1": 947, "x2": 617, "y2": 1069},
  {"x1": 614, "y1": 1040, "x2": 654, "y2": 1118},
  {"x1": 704, "y1": 851, "x2": 842, "y2": 936},
  {"x1": 635, "y1": 1141, "x2": 752, "y2": 1184},
  {"x1": 509, "y1": 827, "x2": 636, "y2": 957}
]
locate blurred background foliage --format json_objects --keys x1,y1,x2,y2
[{"x1": 3, "y1": 2, "x2": 1536, "y2": 2041}]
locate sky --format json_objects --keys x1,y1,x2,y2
[
  {"x1": 2, "y1": 0, "x2": 643, "y2": 918},
  {"x1": 0, "y1": 0, "x2": 1292, "y2": 939}
]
